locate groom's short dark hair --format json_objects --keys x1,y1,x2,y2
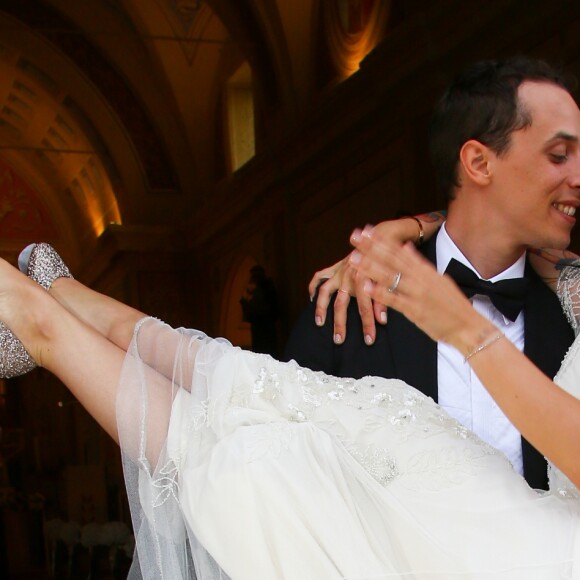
[{"x1": 429, "y1": 56, "x2": 573, "y2": 200}]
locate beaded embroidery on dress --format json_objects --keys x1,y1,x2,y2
[
  {"x1": 118, "y1": 318, "x2": 580, "y2": 580},
  {"x1": 551, "y1": 260, "x2": 580, "y2": 501},
  {"x1": 557, "y1": 259, "x2": 580, "y2": 335}
]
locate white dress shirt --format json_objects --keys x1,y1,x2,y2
[{"x1": 436, "y1": 224, "x2": 526, "y2": 474}]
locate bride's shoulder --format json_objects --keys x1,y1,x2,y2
[{"x1": 556, "y1": 259, "x2": 580, "y2": 334}]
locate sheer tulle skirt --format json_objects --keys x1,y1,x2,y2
[{"x1": 118, "y1": 318, "x2": 580, "y2": 579}]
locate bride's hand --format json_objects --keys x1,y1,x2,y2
[
  {"x1": 349, "y1": 227, "x2": 488, "y2": 354},
  {"x1": 307, "y1": 212, "x2": 446, "y2": 345},
  {"x1": 309, "y1": 253, "x2": 387, "y2": 345},
  {"x1": 308, "y1": 217, "x2": 433, "y2": 344}
]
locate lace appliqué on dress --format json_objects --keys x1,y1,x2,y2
[
  {"x1": 551, "y1": 262, "x2": 580, "y2": 500},
  {"x1": 401, "y1": 447, "x2": 498, "y2": 492},
  {"x1": 243, "y1": 358, "x2": 499, "y2": 491},
  {"x1": 245, "y1": 422, "x2": 293, "y2": 463},
  {"x1": 556, "y1": 259, "x2": 580, "y2": 335},
  {"x1": 152, "y1": 459, "x2": 180, "y2": 508},
  {"x1": 348, "y1": 445, "x2": 399, "y2": 486},
  {"x1": 548, "y1": 462, "x2": 580, "y2": 501}
]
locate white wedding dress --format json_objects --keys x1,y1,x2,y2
[{"x1": 118, "y1": 268, "x2": 580, "y2": 580}]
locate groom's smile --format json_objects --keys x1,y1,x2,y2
[
  {"x1": 487, "y1": 81, "x2": 580, "y2": 253},
  {"x1": 552, "y1": 203, "x2": 577, "y2": 217}
]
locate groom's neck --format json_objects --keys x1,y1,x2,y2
[{"x1": 445, "y1": 210, "x2": 526, "y2": 280}]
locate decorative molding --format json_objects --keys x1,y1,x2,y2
[
  {"x1": 1, "y1": 0, "x2": 178, "y2": 192},
  {"x1": 155, "y1": 0, "x2": 212, "y2": 64}
]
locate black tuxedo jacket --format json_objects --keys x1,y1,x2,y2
[{"x1": 283, "y1": 235, "x2": 574, "y2": 490}]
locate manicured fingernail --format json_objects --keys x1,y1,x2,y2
[
  {"x1": 380, "y1": 311, "x2": 387, "y2": 324},
  {"x1": 365, "y1": 334, "x2": 374, "y2": 345},
  {"x1": 334, "y1": 333, "x2": 342, "y2": 344},
  {"x1": 362, "y1": 224, "x2": 374, "y2": 238},
  {"x1": 363, "y1": 280, "x2": 374, "y2": 294},
  {"x1": 316, "y1": 316, "x2": 323, "y2": 326},
  {"x1": 351, "y1": 229, "x2": 362, "y2": 243},
  {"x1": 350, "y1": 250, "x2": 361, "y2": 265}
]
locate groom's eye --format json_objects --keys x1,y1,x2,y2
[{"x1": 550, "y1": 151, "x2": 568, "y2": 163}]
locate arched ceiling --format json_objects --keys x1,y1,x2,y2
[{"x1": 0, "y1": 0, "x2": 319, "y2": 268}]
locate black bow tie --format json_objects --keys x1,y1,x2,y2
[{"x1": 444, "y1": 258, "x2": 529, "y2": 322}]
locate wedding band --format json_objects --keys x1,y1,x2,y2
[{"x1": 388, "y1": 271, "x2": 401, "y2": 293}]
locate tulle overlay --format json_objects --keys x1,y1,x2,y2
[{"x1": 118, "y1": 317, "x2": 580, "y2": 579}]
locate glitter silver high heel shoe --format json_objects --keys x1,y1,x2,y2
[
  {"x1": 0, "y1": 243, "x2": 74, "y2": 379},
  {"x1": 18, "y1": 243, "x2": 73, "y2": 290},
  {"x1": 0, "y1": 322, "x2": 37, "y2": 378}
]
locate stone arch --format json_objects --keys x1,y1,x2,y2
[{"x1": 219, "y1": 254, "x2": 257, "y2": 348}]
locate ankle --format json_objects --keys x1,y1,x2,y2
[{"x1": 3, "y1": 279, "x2": 57, "y2": 368}]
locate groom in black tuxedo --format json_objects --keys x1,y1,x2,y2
[{"x1": 284, "y1": 57, "x2": 580, "y2": 490}]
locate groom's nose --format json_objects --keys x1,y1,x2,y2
[{"x1": 568, "y1": 155, "x2": 580, "y2": 191}]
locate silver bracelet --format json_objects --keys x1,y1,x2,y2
[{"x1": 464, "y1": 332, "x2": 504, "y2": 362}]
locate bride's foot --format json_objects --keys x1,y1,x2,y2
[
  {"x1": 0, "y1": 254, "x2": 64, "y2": 378},
  {"x1": 18, "y1": 243, "x2": 73, "y2": 290},
  {"x1": 0, "y1": 255, "x2": 49, "y2": 378}
]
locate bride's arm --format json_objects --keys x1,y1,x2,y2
[
  {"x1": 529, "y1": 248, "x2": 580, "y2": 333},
  {"x1": 350, "y1": 232, "x2": 580, "y2": 487},
  {"x1": 308, "y1": 211, "x2": 446, "y2": 344},
  {"x1": 528, "y1": 248, "x2": 580, "y2": 291}
]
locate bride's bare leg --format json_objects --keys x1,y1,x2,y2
[
  {"x1": 3, "y1": 265, "x2": 176, "y2": 468},
  {"x1": 47, "y1": 278, "x2": 191, "y2": 387},
  {"x1": 49, "y1": 277, "x2": 144, "y2": 352},
  {"x1": 22, "y1": 247, "x2": 190, "y2": 389},
  {"x1": 0, "y1": 266, "x2": 125, "y2": 441}
]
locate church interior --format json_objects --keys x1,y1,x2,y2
[{"x1": 0, "y1": 0, "x2": 579, "y2": 577}]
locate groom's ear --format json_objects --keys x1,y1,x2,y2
[{"x1": 458, "y1": 140, "x2": 492, "y2": 186}]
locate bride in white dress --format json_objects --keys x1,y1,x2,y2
[{"x1": 0, "y1": 238, "x2": 579, "y2": 579}]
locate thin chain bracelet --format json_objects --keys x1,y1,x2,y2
[{"x1": 464, "y1": 332, "x2": 504, "y2": 362}]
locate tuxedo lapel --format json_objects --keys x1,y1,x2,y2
[{"x1": 387, "y1": 236, "x2": 439, "y2": 401}]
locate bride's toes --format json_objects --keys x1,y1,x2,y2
[
  {"x1": 0, "y1": 320, "x2": 37, "y2": 378},
  {"x1": 18, "y1": 243, "x2": 73, "y2": 290}
]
